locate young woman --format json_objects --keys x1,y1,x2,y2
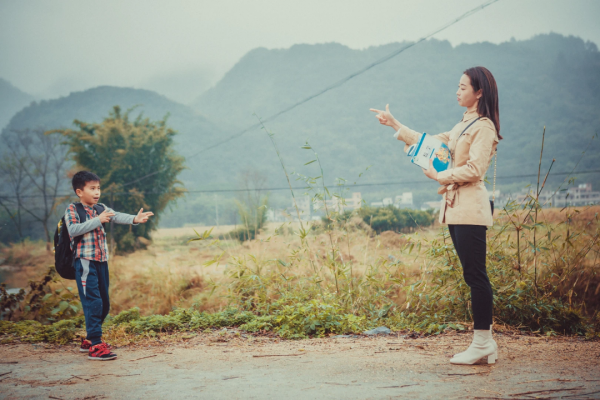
[{"x1": 370, "y1": 66, "x2": 502, "y2": 365}]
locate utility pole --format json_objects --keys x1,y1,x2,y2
[
  {"x1": 110, "y1": 191, "x2": 115, "y2": 254},
  {"x1": 214, "y1": 194, "x2": 219, "y2": 227}
]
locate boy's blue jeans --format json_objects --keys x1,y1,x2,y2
[{"x1": 74, "y1": 259, "x2": 110, "y2": 344}]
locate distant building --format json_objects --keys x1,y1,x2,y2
[
  {"x1": 265, "y1": 195, "x2": 312, "y2": 222},
  {"x1": 500, "y1": 183, "x2": 600, "y2": 208},
  {"x1": 542, "y1": 183, "x2": 600, "y2": 207},
  {"x1": 266, "y1": 208, "x2": 287, "y2": 222},
  {"x1": 370, "y1": 192, "x2": 414, "y2": 209},
  {"x1": 395, "y1": 192, "x2": 414, "y2": 209},
  {"x1": 421, "y1": 200, "x2": 441, "y2": 211},
  {"x1": 314, "y1": 192, "x2": 362, "y2": 212},
  {"x1": 295, "y1": 195, "x2": 312, "y2": 219}
]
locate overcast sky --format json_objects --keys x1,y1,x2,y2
[{"x1": 1, "y1": 0, "x2": 599, "y2": 103}]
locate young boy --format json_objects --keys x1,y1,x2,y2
[{"x1": 66, "y1": 171, "x2": 153, "y2": 360}]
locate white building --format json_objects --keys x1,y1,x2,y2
[
  {"x1": 509, "y1": 183, "x2": 600, "y2": 208},
  {"x1": 395, "y1": 192, "x2": 414, "y2": 209},
  {"x1": 314, "y1": 192, "x2": 362, "y2": 212},
  {"x1": 295, "y1": 195, "x2": 312, "y2": 219},
  {"x1": 266, "y1": 195, "x2": 312, "y2": 222},
  {"x1": 421, "y1": 200, "x2": 441, "y2": 211},
  {"x1": 371, "y1": 192, "x2": 415, "y2": 209},
  {"x1": 266, "y1": 208, "x2": 287, "y2": 222}
]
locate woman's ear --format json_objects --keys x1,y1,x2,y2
[{"x1": 476, "y1": 89, "x2": 483, "y2": 100}]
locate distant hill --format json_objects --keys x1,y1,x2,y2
[
  {"x1": 192, "y1": 34, "x2": 600, "y2": 195},
  {"x1": 2, "y1": 34, "x2": 600, "y2": 234},
  {"x1": 0, "y1": 78, "x2": 34, "y2": 131},
  {"x1": 1, "y1": 86, "x2": 229, "y2": 186}
]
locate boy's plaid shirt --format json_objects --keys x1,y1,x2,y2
[{"x1": 65, "y1": 203, "x2": 108, "y2": 262}]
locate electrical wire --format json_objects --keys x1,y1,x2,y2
[
  {"x1": 1, "y1": 168, "x2": 598, "y2": 199},
  {"x1": 119, "y1": 0, "x2": 501, "y2": 188}
]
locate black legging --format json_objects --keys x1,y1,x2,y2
[{"x1": 448, "y1": 224, "x2": 493, "y2": 330}]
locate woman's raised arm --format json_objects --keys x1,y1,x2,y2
[
  {"x1": 370, "y1": 104, "x2": 417, "y2": 149},
  {"x1": 370, "y1": 104, "x2": 450, "y2": 150}
]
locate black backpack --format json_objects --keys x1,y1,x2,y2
[{"x1": 54, "y1": 203, "x2": 105, "y2": 280}]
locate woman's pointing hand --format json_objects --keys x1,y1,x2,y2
[{"x1": 369, "y1": 104, "x2": 400, "y2": 130}]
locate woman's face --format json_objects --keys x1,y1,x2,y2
[{"x1": 456, "y1": 74, "x2": 481, "y2": 109}]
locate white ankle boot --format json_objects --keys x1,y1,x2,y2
[
  {"x1": 450, "y1": 329, "x2": 497, "y2": 365},
  {"x1": 453, "y1": 325, "x2": 498, "y2": 360}
]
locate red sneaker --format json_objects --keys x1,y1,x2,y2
[
  {"x1": 80, "y1": 338, "x2": 92, "y2": 353},
  {"x1": 80, "y1": 338, "x2": 112, "y2": 353},
  {"x1": 88, "y1": 343, "x2": 117, "y2": 361}
]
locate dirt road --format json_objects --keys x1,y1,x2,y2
[{"x1": 1, "y1": 331, "x2": 599, "y2": 399}]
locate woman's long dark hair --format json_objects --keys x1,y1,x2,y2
[{"x1": 464, "y1": 66, "x2": 502, "y2": 140}]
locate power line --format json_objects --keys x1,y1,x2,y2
[
  {"x1": 2, "y1": 169, "x2": 598, "y2": 199},
  {"x1": 119, "y1": 0, "x2": 501, "y2": 188}
]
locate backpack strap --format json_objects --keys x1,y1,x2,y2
[
  {"x1": 74, "y1": 202, "x2": 87, "y2": 223},
  {"x1": 93, "y1": 204, "x2": 105, "y2": 215},
  {"x1": 72, "y1": 203, "x2": 106, "y2": 240},
  {"x1": 72, "y1": 203, "x2": 88, "y2": 250}
]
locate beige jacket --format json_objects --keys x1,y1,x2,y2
[{"x1": 394, "y1": 109, "x2": 499, "y2": 226}]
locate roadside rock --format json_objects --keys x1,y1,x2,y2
[{"x1": 363, "y1": 326, "x2": 391, "y2": 335}]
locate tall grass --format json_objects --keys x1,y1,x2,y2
[{"x1": 194, "y1": 123, "x2": 600, "y2": 336}]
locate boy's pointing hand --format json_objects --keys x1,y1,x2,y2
[
  {"x1": 98, "y1": 210, "x2": 116, "y2": 223},
  {"x1": 134, "y1": 208, "x2": 154, "y2": 224}
]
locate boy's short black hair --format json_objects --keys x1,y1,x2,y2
[{"x1": 72, "y1": 171, "x2": 101, "y2": 194}]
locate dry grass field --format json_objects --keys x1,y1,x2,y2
[{"x1": 1, "y1": 206, "x2": 599, "y2": 334}]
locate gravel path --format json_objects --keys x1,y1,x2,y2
[{"x1": 1, "y1": 331, "x2": 599, "y2": 399}]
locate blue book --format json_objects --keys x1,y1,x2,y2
[{"x1": 405, "y1": 133, "x2": 451, "y2": 172}]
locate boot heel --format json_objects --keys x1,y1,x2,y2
[{"x1": 487, "y1": 354, "x2": 496, "y2": 364}]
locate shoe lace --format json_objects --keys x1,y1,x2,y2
[{"x1": 91, "y1": 342, "x2": 111, "y2": 356}]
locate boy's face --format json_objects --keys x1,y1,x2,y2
[{"x1": 76, "y1": 180, "x2": 101, "y2": 206}]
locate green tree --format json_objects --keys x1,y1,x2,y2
[{"x1": 53, "y1": 106, "x2": 185, "y2": 252}]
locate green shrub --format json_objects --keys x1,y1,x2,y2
[
  {"x1": 112, "y1": 307, "x2": 141, "y2": 324},
  {"x1": 273, "y1": 298, "x2": 366, "y2": 339},
  {"x1": 222, "y1": 227, "x2": 259, "y2": 242},
  {"x1": 358, "y1": 206, "x2": 434, "y2": 233},
  {"x1": 1, "y1": 267, "x2": 82, "y2": 323},
  {"x1": 0, "y1": 317, "x2": 84, "y2": 344},
  {"x1": 402, "y1": 225, "x2": 591, "y2": 335}
]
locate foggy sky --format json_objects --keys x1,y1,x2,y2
[{"x1": 1, "y1": 0, "x2": 599, "y2": 103}]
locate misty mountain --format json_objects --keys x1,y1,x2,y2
[
  {"x1": 0, "y1": 86, "x2": 229, "y2": 186},
  {"x1": 192, "y1": 33, "x2": 600, "y2": 194},
  {"x1": 2, "y1": 34, "x2": 600, "y2": 234},
  {"x1": 5, "y1": 34, "x2": 599, "y2": 197},
  {"x1": 138, "y1": 68, "x2": 216, "y2": 104},
  {"x1": 0, "y1": 78, "x2": 34, "y2": 131}
]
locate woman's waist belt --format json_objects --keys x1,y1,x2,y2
[{"x1": 437, "y1": 180, "x2": 484, "y2": 208}]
